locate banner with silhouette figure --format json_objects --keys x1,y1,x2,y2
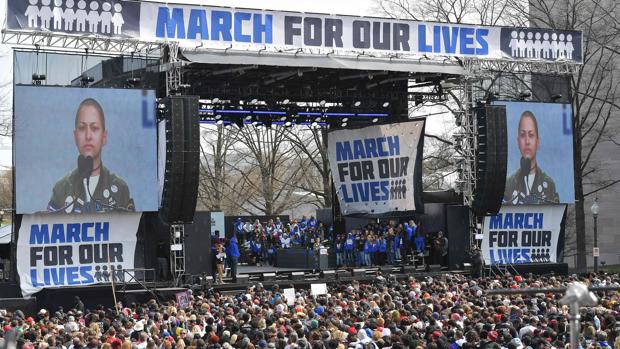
[
  {"x1": 6, "y1": 1, "x2": 583, "y2": 64},
  {"x1": 16, "y1": 212, "x2": 140, "y2": 296},
  {"x1": 481, "y1": 205, "x2": 566, "y2": 265},
  {"x1": 327, "y1": 120, "x2": 425, "y2": 217}
]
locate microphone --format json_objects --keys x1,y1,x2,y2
[
  {"x1": 520, "y1": 157, "x2": 531, "y2": 177},
  {"x1": 77, "y1": 155, "x2": 94, "y2": 179}
]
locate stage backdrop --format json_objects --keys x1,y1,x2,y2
[
  {"x1": 481, "y1": 205, "x2": 566, "y2": 265},
  {"x1": 17, "y1": 213, "x2": 141, "y2": 296},
  {"x1": 328, "y1": 120, "x2": 425, "y2": 217},
  {"x1": 14, "y1": 86, "x2": 158, "y2": 214},
  {"x1": 493, "y1": 101, "x2": 574, "y2": 205}
]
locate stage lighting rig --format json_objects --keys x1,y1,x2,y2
[
  {"x1": 31, "y1": 73, "x2": 46, "y2": 85},
  {"x1": 80, "y1": 74, "x2": 94, "y2": 87}
]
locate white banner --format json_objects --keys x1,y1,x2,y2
[
  {"x1": 482, "y1": 205, "x2": 566, "y2": 265},
  {"x1": 17, "y1": 213, "x2": 141, "y2": 296},
  {"x1": 328, "y1": 121, "x2": 424, "y2": 216},
  {"x1": 6, "y1": 1, "x2": 583, "y2": 64}
]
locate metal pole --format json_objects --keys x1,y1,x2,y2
[
  {"x1": 594, "y1": 214, "x2": 598, "y2": 273},
  {"x1": 568, "y1": 302, "x2": 580, "y2": 349}
]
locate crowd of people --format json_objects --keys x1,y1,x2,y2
[
  {"x1": 2, "y1": 273, "x2": 620, "y2": 349},
  {"x1": 211, "y1": 217, "x2": 449, "y2": 279}
]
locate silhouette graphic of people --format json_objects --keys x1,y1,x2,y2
[
  {"x1": 52, "y1": 0, "x2": 63, "y2": 29},
  {"x1": 63, "y1": 0, "x2": 75, "y2": 31},
  {"x1": 112, "y1": 3, "x2": 124, "y2": 34},
  {"x1": 75, "y1": 0, "x2": 87, "y2": 31},
  {"x1": 566, "y1": 34, "x2": 574, "y2": 59},
  {"x1": 509, "y1": 31, "x2": 518, "y2": 56},
  {"x1": 25, "y1": 0, "x2": 40, "y2": 28},
  {"x1": 39, "y1": 0, "x2": 53, "y2": 29},
  {"x1": 100, "y1": 2, "x2": 112, "y2": 34},
  {"x1": 87, "y1": 1, "x2": 100, "y2": 32},
  {"x1": 94, "y1": 265, "x2": 102, "y2": 282},
  {"x1": 116, "y1": 265, "x2": 125, "y2": 282},
  {"x1": 102, "y1": 265, "x2": 110, "y2": 282}
]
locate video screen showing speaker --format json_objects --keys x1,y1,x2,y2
[
  {"x1": 493, "y1": 101, "x2": 574, "y2": 205},
  {"x1": 14, "y1": 86, "x2": 158, "y2": 214}
]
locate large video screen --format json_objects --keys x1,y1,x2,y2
[
  {"x1": 494, "y1": 101, "x2": 574, "y2": 205},
  {"x1": 15, "y1": 86, "x2": 158, "y2": 214}
]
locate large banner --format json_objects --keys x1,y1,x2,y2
[
  {"x1": 17, "y1": 213, "x2": 141, "y2": 296},
  {"x1": 6, "y1": 1, "x2": 583, "y2": 63},
  {"x1": 482, "y1": 205, "x2": 566, "y2": 265},
  {"x1": 328, "y1": 120, "x2": 425, "y2": 217},
  {"x1": 493, "y1": 101, "x2": 575, "y2": 205},
  {"x1": 14, "y1": 86, "x2": 158, "y2": 214}
]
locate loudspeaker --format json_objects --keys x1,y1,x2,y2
[
  {"x1": 472, "y1": 105, "x2": 507, "y2": 216},
  {"x1": 180, "y1": 97, "x2": 200, "y2": 222},
  {"x1": 160, "y1": 97, "x2": 185, "y2": 224},
  {"x1": 184, "y1": 212, "x2": 211, "y2": 275},
  {"x1": 446, "y1": 205, "x2": 470, "y2": 270},
  {"x1": 159, "y1": 95, "x2": 200, "y2": 224}
]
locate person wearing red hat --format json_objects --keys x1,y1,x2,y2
[{"x1": 488, "y1": 331, "x2": 499, "y2": 342}]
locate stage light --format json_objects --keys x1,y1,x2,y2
[
  {"x1": 283, "y1": 99, "x2": 290, "y2": 104},
  {"x1": 245, "y1": 115, "x2": 252, "y2": 121},
  {"x1": 382, "y1": 101, "x2": 390, "y2": 107},
  {"x1": 285, "y1": 121, "x2": 292, "y2": 127},
  {"x1": 372, "y1": 118, "x2": 379, "y2": 123},
  {"x1": 354, "y1": 101, "x2": 361, "y2": 107},
  {"x1": 551, "y1": 94, "x2": 563, "y2": 102},
  {"x1": 250, "y1": 98, "x2": 258, "y2": 104},
  {"x1": 252, "y1": 121, "x2": 260, "y2": 126},
  {"x1": 319, "y1": 100, "x2": 326, "y2": 106},
  {"x1": 311, "y1": 121, "x2": 318, "y2": 127},
  {"x1": 126, "y1": 77, "x2": 141, "y2": 85},
  {"x1": 315, "y1": 116, "x2": 322, "y2": 122},
  {"x1": 215, "y1": 114, "x2": 222, "y2": 120},
  {"x1": 342, "y1": 118, "x2": 349, "y2": 122},
  {"x1": 216, "y1": 120, "x2": 224, "y2": 125},
  {"x1": 212, "y1": 98, "x2": 220, "y2": 103},
  {"x1": 341, "y1": 122, "x2": 348, "y2": 127},
  {"x1": 280, "y1": 116, "x2": 287, "y2": 121}
]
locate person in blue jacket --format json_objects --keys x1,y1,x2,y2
[
  {"x1": 392, "y1": 229, "x2": 401, "y2": 264},
  {"x1": 250, "y1": 238, "x2": 263, "y2": 266},
  {"x1": 363, "y1": 236, "x2": 373, "y2": 266},
  {"x1": 226, "y1": 235, "x2": 240, "y2": 282}
]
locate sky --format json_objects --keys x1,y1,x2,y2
[{"x1": 0, "y1": 0, "x2": 454, "y2": 167}]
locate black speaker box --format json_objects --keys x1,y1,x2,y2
[
  {"x1": 180, "y1": 97, "x2": 200, "y2": 222},
  {"x1": 159, "y1": 95, "x2": 200, "y2": 224},
  {"x1": 472, "y1": 105, "x2": 507, "y2": 216}
]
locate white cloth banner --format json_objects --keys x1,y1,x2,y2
[
  {"x1": 482, "y1": 205, "x2": 566, "y2": 265},
  {"x1": 328, "y1": 121, "x2": 424, "y2": 216},
  {"x1": 17, "y1": 213, "x2": 141, "y2": 296}
]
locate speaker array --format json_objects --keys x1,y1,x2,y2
[
  {"x1": 159, "y1": 96, "x2": 200, "y2": 224},
  {"x1": 472, "y1": 105, "x2": 507, "y2": 216}
]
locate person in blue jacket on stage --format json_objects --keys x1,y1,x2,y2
[
  {"x1": 393, "y1": 229, "x2": 402, "y2": 263},
  {"x1": 226, "y1": 235, "x2": 240, "y2": 282},
  {"x1": 335, "y1": 235, "x2": 344, "y2": 267},
  {"x1": 250, "y1": 238, "x2": 263, "y2": 266}
]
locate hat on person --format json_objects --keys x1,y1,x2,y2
[
  {"x1": 432, "y1": 331, "x2": 442, "y2": 339},
  {"x1": 488, "y1": 331, "x2": 499, "y2": 342},
  {"x1": 258, "y1": 340, "x2": 268, "y2": 349},
  {"x1": 133, "y1": 321, "x2": 144, "y2": 332}
]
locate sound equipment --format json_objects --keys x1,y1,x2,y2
[
  {"x1": 446, "y1": 205, "x2": 471, "y2": 270},
  {"x1": 472, "y1": 105, "x2": 507, "y2": 216},
  {"x1": 183, "y1": 212, "x2": 212, "y2": 275},
  {"x1": 159, "y1": 95, "x2": 200, "y2": 224},
  {"x1": 180, "y1": 97, "x2": 200, "y2": 222}
]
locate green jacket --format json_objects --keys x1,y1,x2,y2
[
  {"x1": 503, "y1": 166, "x2": 559, "y2": 204},
  {"x1": 48, "y1": 165, "x2": 134, "y2": 213}
]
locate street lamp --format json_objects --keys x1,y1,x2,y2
[{"x1": 591, "y1": 198, "x2": 600, "y2": 273}]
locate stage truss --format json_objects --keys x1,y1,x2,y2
[{"x1": 2, "y1": 31, "x2": 580, "y2": 252}]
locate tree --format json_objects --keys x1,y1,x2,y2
[
  {"x1": 283, "y1": 127, "x2": 332, "y2": 208},
  {"x1": 228, "y1": 126, "x2": 314, "y2": 216}
]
